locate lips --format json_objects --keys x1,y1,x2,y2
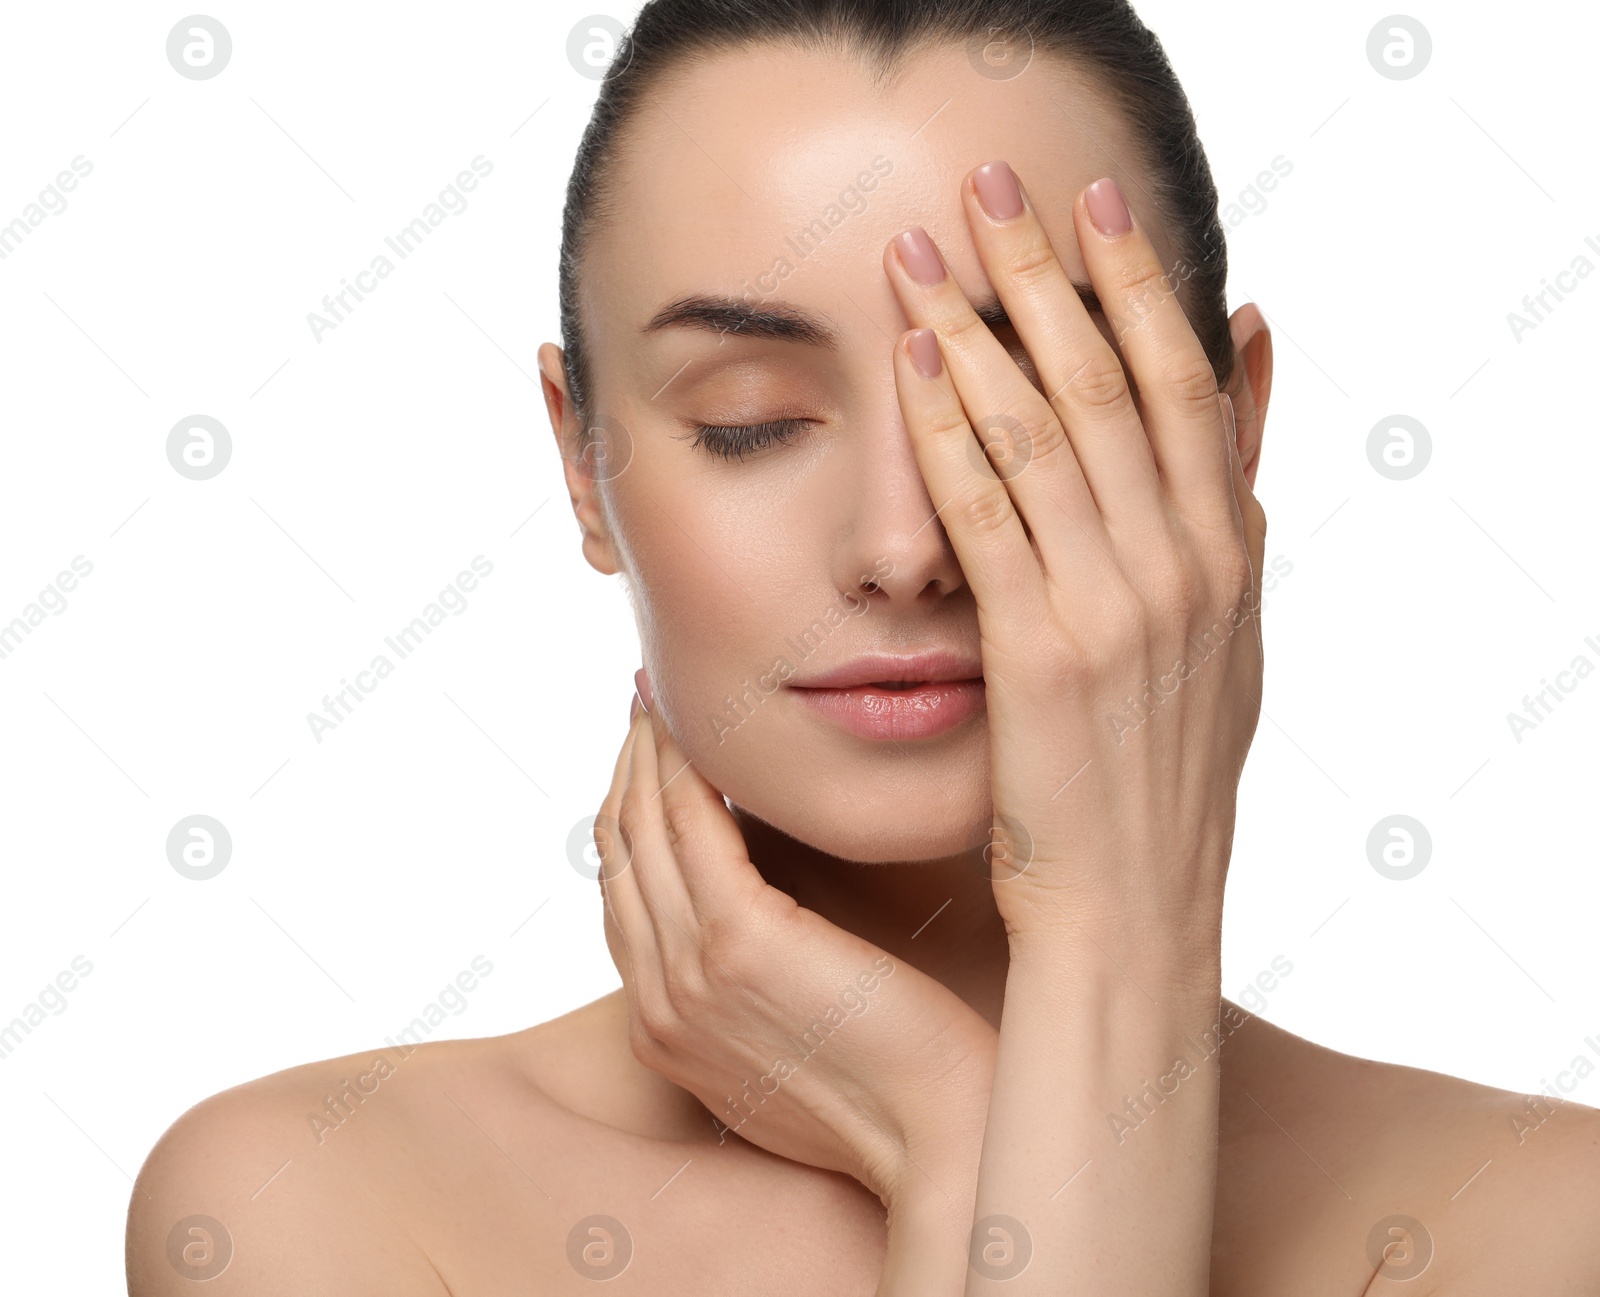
[
  {"x1": 789, "y1": 650, "x2": 985, "y2": 740},
  {"x1": 792, "y1": 649, "x2": 984, "y2": 691}
]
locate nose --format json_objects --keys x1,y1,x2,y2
[{"x1": 835, "y1": 392, "x2": 968, "y2": 605}]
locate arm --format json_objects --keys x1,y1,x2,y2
[
  {"x1": 880, "y1": 162, "x2": 1267, "y2": 1293},
  {"x1": 971, "y1": 914, "x2": 1225, "y2": 1291},
  {"x1": 876, "y1": 1111, "x2": 989, "y2": 1296},
  {"x1": 871, "y1": 919, "x2": 1225, "y2": 1297}
]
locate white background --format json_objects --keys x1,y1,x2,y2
[{"x1": 1, "y1": 1, "x2": 1596, "y2": 1289}]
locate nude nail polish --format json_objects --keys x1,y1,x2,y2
[
  {"x1": 1085, "y1": 177, "x2": 1132, "y2": 237},
  {"x1": 974, "y1": 161, "x2": 1024, "y2": 221},
  {"x1": 907, "y1": 329, "x2": 942, "y2": 379},
  {"x1": 894, "y1": 227, "x2": 946, "y2": 285}
]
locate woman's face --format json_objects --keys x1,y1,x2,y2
[{"x1": 550, "y1": 42, "x2": 1180, "y2": 864}]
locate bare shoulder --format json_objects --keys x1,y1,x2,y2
[
  {"x1": 126, "y1": 1038, "x2": 458, "y2": 1296},
  {"x1": 1422, "y1": 1068, "x2": 1600, "y2": 1292},
  {"x1": 126, "y1": 992, "x2": 721, "y2": 1295},
  {"x1": 123, "y1": 1008, "x2": 607, "y2": 1296},
  {"x1": 1217, "y1": 1010, "x2": 1600, "y2": 1293}
]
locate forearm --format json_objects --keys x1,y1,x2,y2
[
  {"x1": 965, "y1": 907, "x2": 1225, "y2": 1294},
  {"x1": 877, "y1": 1175, "x2": 978, "y2": 1297},
  {"x1": 875, "y1": 1043, "x2": 994, "y2": 1297}
]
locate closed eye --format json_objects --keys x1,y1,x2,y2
[{"x1": 683, "y1": 418, "x2": 815, "y2": 462}]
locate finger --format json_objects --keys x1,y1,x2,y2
[
  {"x1": 595, "y1": 709, "x2": 658, "y2": 966},
  {"x1": 601, "y1": 889, "x2": 628, "y2": 978},
  {"x1": 640, "y1": 692, "x2": 767, "y2": 927},
  {"x1": 1213, "y1": 392, "x2": 1247, "y2": 552},
  {"x1": 1221, "y1": 393, "x2": 1268, "y2": 586},
  {"x1": 618, "y1": 705, "x2": 699, "y2": 942},
  {"x1": 1223, "y1": 408, "x2": 1267, "y2": 668},
  {"x1": 882, "y1": 226, "x2": 1112, "y2": 565},
  {"x1": 601, "y1": 899, "x2": 654, "y2": 1074},
  {"x1": 890, "y1": 329, "x2": 1055, "y2": 630},
  {"x1": 960, "y1": 160, "x2": 1163, "y2": 527},
  {"x1": 1074, "y1": 177, "x2": 1235, "y2": 524}
]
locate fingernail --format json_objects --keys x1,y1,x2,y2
[
  {"x1": 907, "y1": 329, "x2": 942, "y2": 379},
  {"x1": 1219, "y1": 391, "x2": 1236, "y2": 440},
  {"x1": 629, "y1": 691, "x2": 640, "y2": 723},
  {"x1": 894, "y1": 227, "x2": 946, "y2": 286},
  {"x1": 973, "y1": 160, "x2": 1024, "y2": 221},
  {"x1": 1085, "y1": 177, "x2": 1131, "y2": 237},
  {"x1": 634, "y1": 667, "x2": 653, "y2": 713}
]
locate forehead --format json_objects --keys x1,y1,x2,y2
[{"x1": 583, "y1": 41, "x2": 1167, "y2": 360}]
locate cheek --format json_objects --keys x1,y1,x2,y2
[
  {"x1": 648, "y1": 589, "x2": 803, "y2": 809},
  {"x1": 619, "y1": 481, "x2": 799, "y2": 721},
  {"x1": 615, "y1": 432, "x2": 830, "y2": 657}
]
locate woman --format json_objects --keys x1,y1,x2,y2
[{"x1": 127, "y1": 1, "x2": 1600, "y2": 1292}]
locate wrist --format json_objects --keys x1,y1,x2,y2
[
  {"x1": 986, "y1": 806, "x2": 1235, "y2": 944},
  {"x1": 1004, "y1": 916, "x2": 1224, "y2": 1018},
  {"x1": 876, "y1": 1172, "x2": 976, "y2": 1297},
  {"x1": 875, "y1": 1051, "x2": 993, "y2": 1212},
  {"x1": 993, "y1": 863, "x2": 1227, "y2": 967}
]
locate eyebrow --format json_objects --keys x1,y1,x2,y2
[{"x1": 641, "y1": 281, "x2": 1104, "y2": 347}]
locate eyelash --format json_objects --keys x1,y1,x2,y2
[{"x1": 687, "y1": 418, "x2": 813, "y2": 462}]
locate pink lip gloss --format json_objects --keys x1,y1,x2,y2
[{"x1": 789, "y1": 679, "x2": 986, "y2": 741}]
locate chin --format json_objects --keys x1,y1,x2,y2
[{"x1": 727, "y1": 778, "x2": 995, "y2": 865}]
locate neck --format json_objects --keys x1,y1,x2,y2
[{"x1": 731, "y1": 805, "x2": 1012, "y2": 1029}]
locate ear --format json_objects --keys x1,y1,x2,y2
[
  {"x1": 1224, "y1": 304, "x2": 1273, "y2": 489},
  {"x1": 538, "y1": 341, "x2": 621, "y2": 576}
]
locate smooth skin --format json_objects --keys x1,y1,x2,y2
[{"x1": 127, "y1": 42, "x2": 1600, "y2": 1296}]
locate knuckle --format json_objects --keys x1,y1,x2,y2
[
  {"x1": 1100, "y1": 577, "x2": 1148, "y2": 632},
  {"x1": 696, "y1": 906, "x2": 738, "y2": 961},
  {"x1": 921, "y1": 404, "x2": 974, "y2": 443},
  {"x1": 702, "y1": 886, "x2": 790, "y2": 980},
  {"x1": 980, "y1": 409, "x2": 1069, "y2": 471},
  {"x1": 1002, "y1": 238, "x2": 1063, "y2": 287},
  {"x1": 1150, "y1": 553, "x2": 1202, "y2": 625},
  {"x1": 1080, "y1": 637, "x2": 1134, "y2": 693},
  {"x1": 1061, "y1": 351, "x2": 1135, "y2": 415},
  {"x1": 631, "y1": 980, "x2": 675, "y2": 1045},
  {"x1": 1158, "y1": 353, "x2": 1221, "y2": 410},
  {"x1": 1018, "y1": 414, "x2": 1072, "y2": 467},
  {"x1": 941, "y1": 308, "x2": 993, "y2": 350},
  {"x1": 626, "y1": 1018, "x2": 656, "y2": 1064},
  {"x1": 1096, "y1": 589, "x2": 1154, "y2": 670},
  {"x1": 1039, "y1": 584, "x2": 1137, "y2": 683},
  {"x1": 1214, "y1": 543, "x2": 1255, "y2": 602},
  {"x1": 661, "y1": 798, "x2": 697, "y2": 853},
  {"x1": 1051, "y1": 631, "x2": 1106, "y2": 693},
  {"x1": 955, "y1": 483, "x2": 1018, "y2": 536},
  {"x1": 700, "y1": 909, "x2": 760, "y2": 979},
  {"x1": 659, "y1": 961, "x2": 712, "y2": 1019},
  {"x1": 1114, "y1": 258, "x2": 1177, "y2": 315}
]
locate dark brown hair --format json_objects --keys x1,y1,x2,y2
[{"x1": 557, "y1": 0, "x2": 1233, "y2": 446}]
